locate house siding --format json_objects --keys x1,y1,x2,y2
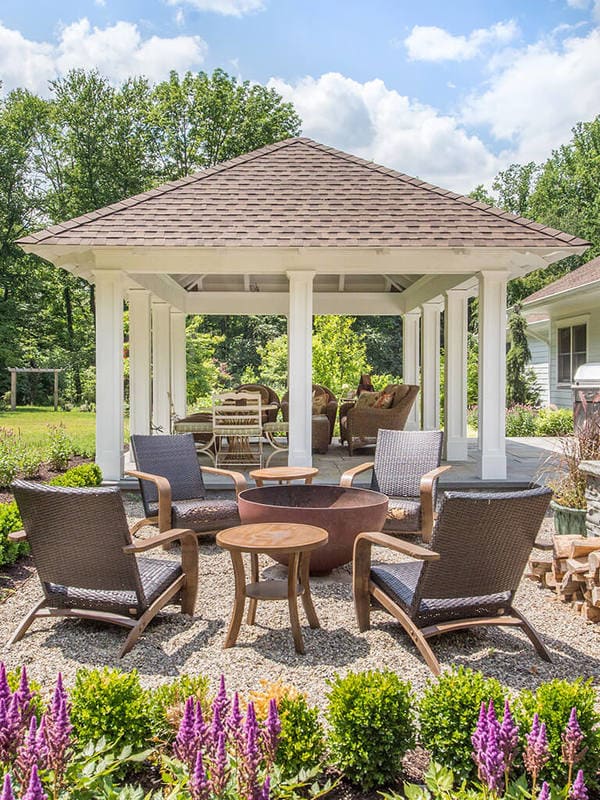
[
  {"x1": 527, "y1": 335, "x2": 550, "y2": 406},
  {"x1": 547, "y1": 310, "x2": 600, "y2": 408}
]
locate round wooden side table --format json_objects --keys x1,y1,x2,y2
[
  {"x1": 216, "y1": 523, "x2": 328, "y2": 654},
  {"x1": 249, "y1": 466, "x2": 319, "y2": 486}
]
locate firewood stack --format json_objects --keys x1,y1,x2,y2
[{"x1": 526, "y1": 535, "x2": 600, "y2": 622}]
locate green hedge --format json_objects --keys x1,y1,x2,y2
[
  {"x1": 49, "y1": 463, "x2": 102, "y2": 487},
  {"x1": 0, "y1": 502, "x2": 27, "y2": 567}
]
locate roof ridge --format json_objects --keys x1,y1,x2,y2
[
  {"x1": 22, "y1": 138, "x2": 303, "y2": 244},
  {"x1": 297, "y1": 138, "x2": 584, "y2": 246}
]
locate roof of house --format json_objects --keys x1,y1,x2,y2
[
  {"x1": 17, "y1": 137, "x2": 590, "y2": 249},
  {"x1": 523, "y1": 255, "x2": 600, "y2": 304}
]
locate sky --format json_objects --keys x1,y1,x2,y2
[{"x1": 1, "y1": 0, "x2": 599, "y2": 193}]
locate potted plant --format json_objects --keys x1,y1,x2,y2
[{"x1": 546, "y1": 408, "x2": 600, "y2": 536}]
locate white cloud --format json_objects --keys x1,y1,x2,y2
[
  {"x1": 165, "y1": 0, "x2": 265, "y2": 16},
  {"x1": 94, "y1": 0, "x2": 107, "y2": 6},
  {"x1": 405, "y1": 20, "x2": 518, "y2": 61},
  {"x1": 463, "y1": 27, "x2": 600, "y2": 163},
  {"x1": 268, "y1": 72, "x2": 501, "y2": 192},
  {"x1": 565, "y1": 0, "x2": 600, "y2": 19},
  {"x1": 0, "y1": 18, "x2": 207, "y2": 94},
  {"x1": 175, "y1": 8, "x2": 186, "y2": 25}
]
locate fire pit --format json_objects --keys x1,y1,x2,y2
[{"x1": 237, "y1": 485, "x2": 388, "y2": 573}]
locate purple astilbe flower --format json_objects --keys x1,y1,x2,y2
[
  {"x1": 48, "y1": 675, "x2": 67, "y2": 724},
  {"x1": 0, "y1": 695, "x2": 24, "y2": 762},
  {"x1": 194, "y1": 701, "x2": 208, "y2": 752},
  {"x1": 174, "y1": 697, "x2": 197, "y2": 770},
  {"x1": 240, "y1": 703, "x2": 262, "y2": 800},
  {"x1": 498, "y1": 700, "x2": 519, "y2": 773},
  {"x1": 569, "y1": 770, "x2": 589, "y2": 800},
  {"x1": 14, "y1": 668, "x2": 33, "y2": 723},
  {"x1": 22, "y1": 765, "x2": 46, "y2": 800},
  {"x1": 524, "y1": 715, "x2": 550, "y2": 793},
  {"x1": 44, "y1": 693, "x2": 71, "y2": 781},
  {"x1": 262, "y1": 699, "x2": 280, "y2": 769},
  {"x1": 259, "y1": 775, "x2": 271, "y2": 800},
  {"x1": 189, "y1": 751, "x2": 211, "y2": 800},
  {"x1": 210, "y1": 676, "x2": 230, "y2": 744},
  {"x1": 471, "y1": 702, "x2": 488, "y2": 777},
  {"x1": 210, "y1": 730, "x2": 229, "y2": 798},
  {"x1": 16, "y1": 717, "x2": 45, "y2": 787},
  {"x1": 538, "y1": 782, "x2": 550, "y2": 800},
  {"x1": 0, "y1": 774, "x2": 15, "y2": 800},
  {"x1": 227, "y1": 692, "x2": 244, "y2": 758},
  {"x1": 562, "y1": 707, "x2": 586, "y2": 780},
  {"x1": 481, "y1": 702, "x2": 504, "y2": 794},
  {"x1": 0, "y1": 665, "x2": 11, "y2": 706},
  {"x1": 34, "y1": 717, "x2": 48, "y2": 770}
]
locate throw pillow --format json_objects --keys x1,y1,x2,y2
[
  {"x1": 374, "y1": 391, "x2": 394, "y2": 409},
  {"x1": 312, "y1": 390, "x2": 327, "y2": 415},
  {"x1": 356, "y1": 391, "x2": 381, "y2": 408}
]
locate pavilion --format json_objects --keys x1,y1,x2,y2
[{"x1": 17, "y1": 137, "x2": 588, "y2": 482}]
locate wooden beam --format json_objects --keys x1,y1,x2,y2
[{"x1": 184, "y1": 291, "x2": 405, "y2": 315}]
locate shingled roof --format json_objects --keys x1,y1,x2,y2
[
  {"x1": 523, "y1": 255, "x2": 600, "y2": 304},
  {"x1": 18, "y1": 137, "x2": 590, "y2": 249}
]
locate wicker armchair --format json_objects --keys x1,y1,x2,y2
[
  {"x1": 340, "y1": 430, "x2": 450, "y2": 542},
  {"x1": 353, "y1": 486, "x2": 553, "y2": 675},
  {"x1": 281, "y1": 384, "x2": 338, "y2": 443},
  {"x1": 340, "y1": 383, "x2": 419, "y2": 455},
  {"x1": 9, "y1": 481, "x2": 198, "y2": 658},
  {"x1": 129, "y1": 434, "x2": 246, "y2": 535},
  {"x1": 236, "y1": 384, "x2": 280, "y2": 423}
]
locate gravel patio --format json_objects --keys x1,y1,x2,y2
[{"x1": 1, "y1": 493, "x2": 599, "y2": 705}]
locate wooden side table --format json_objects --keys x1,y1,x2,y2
[
  {"x1": 249, "y1": 466, "x2": 319, "y2": 486},
  {"x1": 216, "y1": 523, "x2": 328, "y2": 654}
]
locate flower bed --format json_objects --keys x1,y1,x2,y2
[{"x1": 0, "y1": 664, "x2": 597, "y2": 799}]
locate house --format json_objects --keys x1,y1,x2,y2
[{"x1": 522, "y1": 255, "x2": 600, "y2": 407}]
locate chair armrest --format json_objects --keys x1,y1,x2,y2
[
  {"x1": 123, "y1": 527, "x2": 196, "y2": 552},
  {"x1": 8, "y1": 529, "x2": 27, "y2": 542},
  {"x1": 354, "y1": 531, "x2": 440, "y2": 561},
  {"x1": 125, "y1": 469, "x2": 172, "y2": 533},
  {"x1": 420, "y1": 466, "x2": 452, "y2": 543},
  {"x1": 339, "y1": 461, "x2": 375, "y2": 488},
  {"x1": 201, "y1": 466, "x2": 247, "y2": 495}
]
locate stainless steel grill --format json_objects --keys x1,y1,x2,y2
[{"x1": 572, "y1": 363, "x2": 600, "y2": 431}]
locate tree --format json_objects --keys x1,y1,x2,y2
[
  {"x1": 312, "y1": 316, "x2": 370, "y2": 397},
  {"x1": 468, "y1": 185, "x2": 495, "y2": 205},
  {"x1": 492, "y1": 162, "x2": 540, "y2": 216},
  {"x1": 185, "y1": 317, "x2": 226, "y2": 404},
  {"x1": 506, "y1": 304, "x2": 540, "y2": 406}
]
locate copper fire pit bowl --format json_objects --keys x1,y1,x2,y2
[{"x1": 237, "y1": 484, "x2": 388, "y2": 574}]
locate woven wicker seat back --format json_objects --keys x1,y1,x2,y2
[
  {"x1": 12, "y1": 480, "x2": 143, "y2": 597},
  {"x1": 370, "y1": 429, "x2": 443, "y2": 499},
  {"x1": 416, "y1": 487, "x2": 552, "y2": 606},
  {"x1": 131, "y1": 434, "x2": 206, "y2": 515}
]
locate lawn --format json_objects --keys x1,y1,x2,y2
[{"x1": 0, "y1": 406, "x2": 128, "y2": 459}]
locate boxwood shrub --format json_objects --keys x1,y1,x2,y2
[
  {"x1": 49, "y1": 463, "x2": 102, "y2": 487},
  {"x1": 0, "y1": 502, "x2": 28, "y2": 567}
]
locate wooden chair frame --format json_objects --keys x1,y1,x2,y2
[
  {"x1": 8, "y1": 526, "x2": 198, "y2": 658},
  {"x1": 340, "y1": 463, "x2": 451, "y2": 542},
  {"x1": 353, "y1": 530, "x2": 551, "y2": 676}
]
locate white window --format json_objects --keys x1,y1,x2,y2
[{"x1": 557, "y1": 323, "x2": 586, "y2": 384}]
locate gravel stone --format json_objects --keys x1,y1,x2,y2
[{"x1": 1, "y1": 495, "x2": 598, "y2": 704}]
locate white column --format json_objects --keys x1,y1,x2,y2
[
  {"x1": 128, "y1": 289, "x2": 151, "y2": 436},
  {"x1": 421, "y1": 301, "x2": 442, "y2": 430},
  {"x1": 478, "y1": 271, "x2": 509, "y2": 480},
  {"x1": 94, "y1": 270, "x2": 124, "y2": 481},
  {"x1": 444, "y1": 289, "x2": 469, "y2": 461},
  {"x1": 151, "y1": 301, "x2": 172, "y2": 434},
  {"x1": 170, "y1": 310, "x2": 187, "y2": 420},
  {"x1": 402, "y1": 311, "x2": 421, "y2": 430},
  {"x1": 287, "y1": 270, "x2": 314, "y2": 466}
]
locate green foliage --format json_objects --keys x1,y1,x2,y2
[
  {"x1": 46, "y1": 422, "x2": 73, "y2": 470},
  {"x1": 492, "y1": 162, "x2": 540, "y2": 216},
  {"x1": 418, "y1": 667, "x2": 506, "y2": 782},
  {"x1": 0, "y1": 501, "x2": 28, "y2": 566},
  {"x1": 312, "y1": 316, "x2": 370, "y2": 398},
  {"x1": 385, "y1": 762, "x2": 479, "y2": 800},
  {"x1": 516, "y1": 679, "x2": 600, "y2": 789},
  {"x1": 70, "y1": 668, "x2": 151, "y2": 754},
  {"x1": 185, "y1": 316, "x2": 227, "y2": 405},
  {"x1": 326, "y1": 670, "x2": 415, "y2": 789},
  {"x1": 49, "y1": 462, "x2": 102, "y2": 487},
  {"x1": 276, "y1": 694, "x2": 326, "y2": 779},
  {"x1": 146, "y1": 674, "x2": 210, "y2": 743},
  {"x1": 505, "y1": 405, "x2": 538, "y2": 436},
  {"x1": 506, "y1": 305, "x2": 540, "y2": 407},
  {"x1": 534, "y1": 407, "x2": 574, "y2": 436}
]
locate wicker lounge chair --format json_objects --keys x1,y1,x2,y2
[
  {"x1": 9, "y1": 481, "x2": 198, "y2": 658},
  {"x1": 281, "y1": 384, "x2": 338, "y2": 445},
  {"x1": 129, "y1": 433, "x2": 246, "y2": 534},
  {"x1": 339, "y1": 383, "x2": 419, "y2": 455},
  {"x1": 340, "y1": 429, "x2": 450, "y2": 542},
  {"x1": 236, "y1": 384, "x2": 280, "y2": 423},
  {"x1": 353, "y1": 486, "x2": 552, "y2": 675}
]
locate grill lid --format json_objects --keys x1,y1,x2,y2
[{"x1": 573, "y1": 363, "x2": 600, "y2": 386}]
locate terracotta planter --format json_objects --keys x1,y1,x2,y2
[
  {"x1": 550, "y1": 500, "x2": 587, "y2": 537},
  {"x1": 237, "y1": 485, "x2": 388, "y2": 574}
]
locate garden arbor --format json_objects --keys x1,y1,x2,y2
[{"x1": 18, "y1": 138, "x2": 587, "y2": 481}]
